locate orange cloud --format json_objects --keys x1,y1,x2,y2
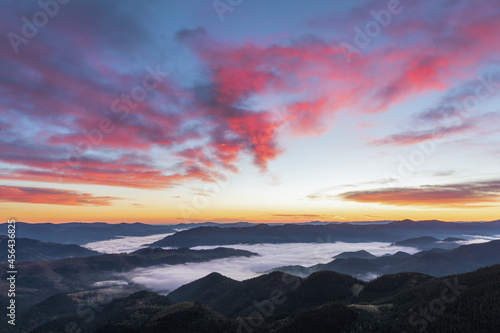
[
  {"x1": 0, "y1": 185, "x2": 119, "y2": 206},
  {"x1": 340, "y1": 180, "x2": 500, "y2": 207}
]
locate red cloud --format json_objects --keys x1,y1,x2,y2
[
  {"x1": 0, "y1": 185, "x2": 119, "y2": 206},
  {"x1": 340, "y1": 180, "x2": 500, "y2": 207},
  {"x1": 1, "y1": 0, "x2": 500, "y2": 190}
]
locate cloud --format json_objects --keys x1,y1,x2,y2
[
  {"x1": 268, "y1": 173, "x2": 282, "y2": 186},
  {"x1": 83, "y1": 233, "x2": 175, "y2": 253},
  {"x1": 122, "y1": 241, "x2": 419, "y2": 292},
  {"x1": 432, "y1": 170, "x2": 456, "y2": 177},
  {"x1": 0, "y1": 185, "x2": 119, "y2": 206},
  {"x1": 371, "y1": 122, "x2": 477, "y2": 146},
  {"x1": 92, "y1": 280, "x2": 129, "y2": 288},
  {"x1": 1, "y1": 0, "x2": 500, "y2": 190},
  {"x1": 373, "y1": 73, "x2": 500, "y2": 146},
  {"x1": 339, "y1": 179, "x2": 500, "y2": 207},
  {"x1": 458, "y1": 235, "x2": 500, "y2": 245}
]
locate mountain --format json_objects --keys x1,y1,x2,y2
[
  {"x1": 391, "y1": 235, "x2": 464, "y2": 250},
  {"x1": 148, "y1": 220, "x2": 500, "y2": 248},
  {"x1": 376, "y1": 265, "x2": 500, "y2": 332},
  {"x1": 270, "y1": 239, "x2": 500, "y2": 279},
  {"x1": 168, "y1": 272, "x2": 240, "y2": 304},
  {"x1": 0, "y1": 247, "x2": 257, "y2": 311},
  {"x1": 13, "y1": 287, "x2": 143, "y2": 333},
  {"x1": 171, "y1": 221, "x2": 257, "y2": 230},
  {"x1": 169, "y1": 271, "x2": 303, "y2": 317},
  {"x1": 20, "y1": 265, "x2": 500, "y2": 333},
  {"x1": 0, "y1": 235, "x2": 100, "y2": 262},
  {"x1": 0, "y1": 222, "x2": 176, "y2": 245},
  {"x1": 168, "y1": 270, "x2": 363, "y2": 318},
  {"x1": 358, "y1": 271, "x2": 433, "y2": 302},
  {"x1": 333, "y1": 250, "x2": 376, "y2": 259},
  {"x1": 389, "y1": 251, "x2": 412, "y2": 258},
  {"x1": 23, "y1": 291, "x2": 236, "y2": 333}
]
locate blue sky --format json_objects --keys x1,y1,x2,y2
[{"x1": 1, "y1": 0, "x2": 500, "y2": 223}]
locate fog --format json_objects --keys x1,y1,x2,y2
[
  {"x1": 121, "y1": 241, "x2": 419, "y2": 293},
  {"x1": 83, "y1": 233, "x2": 174, "y2": 253},
  {"x1": 459, "y1": 235, "x2": 500, "y2": 245},
  {"x1": 85, "y1": 233, "x2": 500, "y2": 294}
]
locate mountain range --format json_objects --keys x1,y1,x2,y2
[
  {"x1": 269, "y1": 239, "x2": 500, "y2": 278},
  {"x1": 11, "y1": 264, "x2": 500, "y2": 332},
  {"x1": 0, "y1": 247, "x2": 257, "y2": 312},
  {"x1": 0, "y1": 235, "x2": 100, "y2": 262},
  {"x1": 390, "y1": 235, "x2": 465, "y2": 250},
  {"x1": 0, "y1": 222, "x2": 176, "y2": 245},
  {"x1": 148, "y1": 219, "x2": 500, "y2": 248}
]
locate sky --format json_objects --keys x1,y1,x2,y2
[{"x1": 1, "y1": 0, "x2": 500, "y2": 223}]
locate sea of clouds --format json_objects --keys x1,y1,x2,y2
[
  {"x1": 83, "y1": 233, "x2": 174, "y2": 253},
  {"x1": 118, "y1": 241, "x2": 419, "y2": 293},
  {"x1": 84, "y1": 233, "x2": 500, "y2": 294},
  {"x1": 458, "y1": 235, "x2": 500, "y2": 244}
]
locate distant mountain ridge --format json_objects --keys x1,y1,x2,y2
[
  {"x1": 334, "y1": 250, "x2": 377, "y2": 259},
  {"x1": 0, "y1": 235, "x2": 100, "y2": 262},
  {"x1": 390, "y1": 235, "x2": 465, "y2": 250},
  {"x1": 0, "y1": 222, "x2": 176, "y2": 245},
  {"x1": 0, "y1": 247, "x2": 257, "y2": 311},
  {"x1": 270, "y1": 239, "x2": 500, "y2": 278},
  {"x1": 149, "y1": 219, "x2": 500, "y2": 248},
  {"x1": 4, "y1": 220, "x2": 499, "y2": 246}
]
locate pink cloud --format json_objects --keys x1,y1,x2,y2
[
  {"x1": 1, "y1": 0, "x2": 500, "y2": 190},
  {"x1": 0, "y1": 185, "x2": 119, "y2": 206},
  {"x1": 340, "y1": 180, "x2": 500, "y2": 207}
]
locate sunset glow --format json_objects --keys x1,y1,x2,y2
[{"x1": 2, "y1": 0, "x2": 500, "y2": 223}]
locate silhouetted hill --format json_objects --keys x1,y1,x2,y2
[
  {"x1": 0, "y1": 222, "x2": 176, "y2": 244},
  {"x1": 443, "y1": 237, "x2": 465, "y2": 242},
  {"x1": 28, "y1": 292, "x2": 235, "y2": 333},
  {"x1": 389, "y1": 251, "x2": 412, "y2": 258},
  {"x1": 0, "y1": 235, "x2": 100, "y2": 262},
  {"x1": 172, "y1": 221, "x2": 257, "y2": 230},
  {"x1": 168, "y1": 272, "x2": 239, "y2": 304},
  {"x1": 334, "y1": 250, "x2": 376, "y2": 259},
  {"x1": 14, "y1": 265, "x2": 500, "y2": 333},
  {"x1": 169, "y1": 270, "x2": 363, "y2": 318},
  {"x1": 0, "y1": 247, "x2": 257, "y2": 311},
  {"x1": 277, "y1": 302, "x2": 360, "y2": 333},
  {"x1": 359, "y1": 272, "x2": 433, "y2": 302},
  {"x1": 169, "y1": 271, "x2": 302, "y2": 317},
  {"x1": 16, "y1": 293, "x2": 77, "y2": 332},
  {"x1": 272, "y1": 240, "x2": 500, "y2": 278},
  {"x1": 382, "y1": 265, "x2": 500, "y2": 332},
  {"x1": 148, "y1": 220, "x2": 500, "y2": 247},
  {"x1": 391, "y1": 235, "x2": 464, "y2": 250},
  {"x1": 284, "y1": 271, "x2": 363, "y2": 309}
]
